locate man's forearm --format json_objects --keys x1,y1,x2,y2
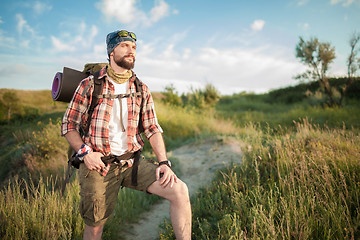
[
  {"x1": 64, "y1": 130, "x2": 85, "y2": 152},
  {"x1": 149, "y1": 132, "x2": 167, "y2": 162}
]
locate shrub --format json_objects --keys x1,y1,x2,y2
[{"x1": 161, "y1": 84, "x2": 182, "y2": 106}]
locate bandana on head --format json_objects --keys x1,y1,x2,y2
[{"x1": 106, "y1": 30, "x2": 136, "y2": 56}]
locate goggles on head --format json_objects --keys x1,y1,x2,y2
[{"x1": 117, "y1": 30, "x2": 137, "y2": 41}]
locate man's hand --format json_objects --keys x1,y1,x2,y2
[
  {"x1": 156, "y1": 165, "x2": 178, "y2": 188},
  {"x1": 83, "y1": 152, "x2": 105, "y2": 171}
]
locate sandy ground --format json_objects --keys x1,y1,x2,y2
[{"x1": 123, "y1": 137, "x2": 243, "y2": 240}]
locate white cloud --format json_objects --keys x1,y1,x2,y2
[
  {"x1": 330, "y1": 0, "x2": 360, "y2": 7},
  {"x1": 99, "y1": 0, "x2": 137, "y2": 24},
  {"x1": 299, "y1": 22, "x2": 310, "y2": 31},
  {"x1": 0, "y1": 30, "x2": 15, "y2": 49},
  {"x1": 0, "y1": 16, "x2": 3, "y2": 24},
  {"x1": 251, "y1": 20, "x2": 266, "y2": 32},
  {"x1": 297, "y1": 0, "x2": 310, "y2": 6},
  {"x1": 51, "y1": 36, "x2": 76, "y2": 52},
  {"x1": 136, "y1": 42, "x2": 305, "y2": 94},
  {"x1": 297, "y1": 0, "x2": 358, "y2": 6},
  {"x1": 51, "y1": 23, "x2": 99, "y2": 53},
  {"x1": 16, "y1": 14, "x2": 29, "y2": 35},
  {"x1": 150, "y1": 0, "x2": 170, "y2": 22},
  {"x1": 0, "y1": 63, "x2": 30, "y2": 78},
  {"x1": 96, "y1": 0, "x2": 171, "y2": 27},
  {"x1": 89, "y1": 25, "x2": 99, "y2": 40},
  {"x1": 182, "y1": 48, "x2": 191, "y2": 60},
  {"x1": 15, "y1": 13, "x2": 43, "y2": 49},
  {"x1": 33, "y1": 1, "x2": 52, "y2": 15},
  {"x1": 94, "y1": 43, "x2": 106, "y2": 55}
]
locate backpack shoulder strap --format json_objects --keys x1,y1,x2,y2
[
  {"x1": 134, "y1": 77, "x2": 144, "y2": 134},
  {"x1": 132, "y1": 77, "x2": 144, "y2": 186},
  {"x1": 83, "y1": 70, "x2": 102, "y2": 136},
  {"x1": 134, "y1": 76, "x2": 143, "y2": 93}
]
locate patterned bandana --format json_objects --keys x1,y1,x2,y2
[
  {"x1": 106, "y1": 30, "x2": 136, "y2": 56},
  {"x1": 106, "y1": 64, "x2": 132, "y2": 84}
]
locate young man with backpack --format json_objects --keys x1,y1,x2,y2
[{"x1": 61, "y1": 30, "x2": 192, "y2": 240}]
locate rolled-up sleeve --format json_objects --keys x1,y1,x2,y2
[
  {"x1": 142, "y1": 91, "x2": 163, "y2": 139},
  {"x1": 61, "y1": 79, "x2": 91, "y2": 136}
]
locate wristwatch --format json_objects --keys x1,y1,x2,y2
[{"x1": 159, "y1": 160, "x2": 172, "y2": 168}]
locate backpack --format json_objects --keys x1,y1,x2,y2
[{"x1": 60, "y1": 65, "x2": 144, "y2": 195}]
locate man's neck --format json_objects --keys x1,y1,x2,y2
[{"x1": 109, "y1": 61, "x2": 128, "y2": 74}]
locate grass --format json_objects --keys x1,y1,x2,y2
[
  {"x1": 154, "y1": 102, "x2": 239, "y2": 149},
  {"x1": 159, "y1": 119, "x2": 360, "y2": 239},
  {"x1": 1, "y1": 87, "x2": 359, "y2": 239},
  {"x1": 217, "y1": 93, "x2": 360, "y2": 130},
  {"x1": 0, "y1": 90, "x2": 239, "y2": 239},
  {"x1": 0, "y1": 89, "x2": 68, "y2": 114},
  {"x1": 0, "y1": 176, "x2": 83, "y2": 240},
  {"x1": 0, "y1": 116, "x2": 69, "y2": 186}
]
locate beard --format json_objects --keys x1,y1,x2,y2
[{"x1": 114, "y1": 54, "x2": 135, "y2": 70}]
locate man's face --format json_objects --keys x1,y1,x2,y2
[{"x1": 111, "y1": 41, "x2": 136, "y2": 70}]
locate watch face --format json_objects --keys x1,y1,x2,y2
[{"x1": 160, "y1": 160, "x2": 171, "y2": 167}]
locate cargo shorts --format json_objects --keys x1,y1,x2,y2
[{"x1": 78, "y1": 158, "x2": 158, "y2": 226}]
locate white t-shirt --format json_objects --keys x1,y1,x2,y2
[{"x1": 108, "y1": 79, "x2": 129, "y2": 155}]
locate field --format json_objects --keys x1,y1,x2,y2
[{"x1": 0, "y1": 80, "x2": 359, "y2": 239}]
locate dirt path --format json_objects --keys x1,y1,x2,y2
[{"x1": 123, "y1": 137, "x2": 243, "y2": 240}]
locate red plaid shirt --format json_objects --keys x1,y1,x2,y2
[{"x1": 61, "y1": 66, "x2": 163, "y2": 155}]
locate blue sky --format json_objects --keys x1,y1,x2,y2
[{"x1": 0, "y1": 0, "x2": 359, "y2": 94}]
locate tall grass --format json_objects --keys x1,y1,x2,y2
[
  {"x1": 0, "y1": 176, "x2": 83, "y2": 240},
  {"x1": 160, "y1": 119, "x2": 360, "y2": 239},
  {"x1": 0, "y1": 175, "x2": 162, "y2": 240},
  {"x1": 155, "y1": 101, "x2": 238, "y2": 149},
  {"x1": 0, "y1": 94, "x2": 239, "y2": 239},
  {"x1": 1, "y1": 88, "x2": 359, "y2": 239}
]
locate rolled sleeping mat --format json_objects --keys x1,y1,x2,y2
[{"x1": 52, "y1": 67, "x2": 89, "y2": 102}]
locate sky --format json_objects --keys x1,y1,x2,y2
[{"x1": 0, "y1": 0, "x2": 359, "y2": 95}]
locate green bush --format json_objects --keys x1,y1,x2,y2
[
  {"x1": 161, "y1": 84, "x2": 182, "y2": 106},
  {"x1": 267, "y1": 77, "x2": 360, "y2": 104},
  {"x1": 162, "y1": 84, "x2": 220, "y2": 109}
]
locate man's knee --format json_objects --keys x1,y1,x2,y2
[
  {"x1": 84, "y1": 224, "x2": 104, "y2": 239},
  {"x1": 172, "y1": 180, "x2": 190, "y2": 201}
]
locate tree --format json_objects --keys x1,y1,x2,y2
[
  {"x1": 340, "y1": 32, "x2": 360, "y2": 105},
  {"x1": 162, "y1": 84, "x2": 182, "y2": 106},
  {"x1": 203, "y1": 84, "x2": 220, "y2": 107},
  {"x1": 2, "y1": 91, "x2": 20, "y2": 120},
  {"x1": 295, "y1": 37, "x2": 336, "y2": 106},
  {"x1": 0, "y1": 99, "x2": 6, "y2": 121}
]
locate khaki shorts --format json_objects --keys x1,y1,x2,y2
[{"x1": 78, "y1": 158, "x2": 158, "y2": 226}]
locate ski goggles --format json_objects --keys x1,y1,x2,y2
[{"x1": 117, "y1": 30, "x2": 137, "y2": 42}]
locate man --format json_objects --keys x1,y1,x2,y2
[{"x1": 61, "y1": 30, "x2": 192, "y2": 240}]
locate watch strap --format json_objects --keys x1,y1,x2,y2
[{"x1": 159, "y1": 160, "x2": 171, "y2": 168}]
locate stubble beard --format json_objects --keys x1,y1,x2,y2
[{"x1": 114, "y1": 54, "x2": 135, "y2": 70}]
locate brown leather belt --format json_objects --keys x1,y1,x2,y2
[{"x1": 101, "y1": 150, "x2": 141, "y2": 186}]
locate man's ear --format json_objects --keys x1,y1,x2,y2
[{"x1": 108, "y1": 52, "x2": 114, "y2": 61}]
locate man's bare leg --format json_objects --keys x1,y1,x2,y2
[
  {"x1": 83, "y1": 225, "x2": 104, "y2": 240},
  {"x1": 147, "y1": 179, "x2": 192, "y2": 240}
]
